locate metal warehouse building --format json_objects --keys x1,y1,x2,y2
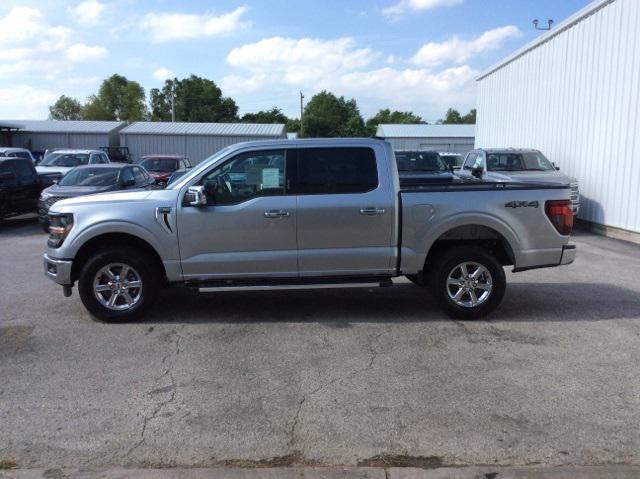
[
  {"x1": 475, "y1": 0, "x2": 640, "y2": 238},
  {"x1": 3, "y1": 120, "x2": 126, "y2": 150},
  {"x1": 120, "y1": 122, "x2": 287, "y2": 165},
  {"x1": 376, "y1": 124, "x2": 476, "y2": 154}
]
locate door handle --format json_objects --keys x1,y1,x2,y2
[
  {"x1": 264, "y1": 210, "x2": 291, "y2": 218},
  {"x1": 359, "y1": 207, "x2": 386, "y2": 216}
]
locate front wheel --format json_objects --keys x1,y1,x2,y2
[
  {"x1": 431, "y1": 246, "x2": 506, "y2": 320},
  {"x1": 78, "y1": 247, "x2": 159, "y2": 322}
]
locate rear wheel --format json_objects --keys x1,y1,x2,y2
[
  {"x1": 430, "y1": 245, "x2": 506, "y2": 320},
  {"x1": 78, "y1": 247, "x2": 158, "y2": 322}
]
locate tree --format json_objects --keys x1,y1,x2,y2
[
  {"x1": 461, "y1": 108, "x2": 476, "y2": 124},
  {"x1": 442, "y1": 108, "x2": 463, "y2": 124},
  {"x1": 149, "y1": 75, "x2": 238, "y2": 122},
  {"x1": 82, "y1": 74, "x2": 147, "y2": 121},
  {"x1": 240, "y1": 107, "x2": 288, "y2": 124},
  {"x1": 287, "y1": 118, "x2": 301, "y2": 133},
  {"x1": 82, "y1": 95, "x2": 113, "y2": 120},
  {"x1": 301, "y1": 91, "x2": 367, "y2": 138},
  {"x1": 49, "y1": 95, "x2": 83, "y2": 120},
  {"x1": 442, "y1": 107, "x2": 476, "y2": 124},
  {"x1": 365, "y1": 108, "x2": 423, "y2": 136}
]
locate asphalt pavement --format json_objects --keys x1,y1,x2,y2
[{"x1": 1, "y1": 216, "x2": 639, "y2": 473}]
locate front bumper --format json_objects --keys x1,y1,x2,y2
[
  {"x1": 560, "y1": 244, "x2": 576, "y2": 265},
  {"x1": 43, "y1": 254, "x2": 73, "y2": 285}
]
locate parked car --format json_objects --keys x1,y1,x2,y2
[
  {"x1": 0, "y1": 157, "x2": 48, "y2": 221},
  {"x1": 139, "y1": 155, "x2": 192, "y2": 186},
  {"x1": 35, "y1": 149, "x2": 111, "y2": 180},
  {"x1": 439, "y1": 152, "x2": 464, "y2": 170},
  {"x1": 0, "y1": 147, "x2": 36, "y2": 163},
  {"x1": 395, "y1": 150, "x2": 454, "y2": 186},
  {"x1": 37, "y1": 164, "x2": 157, "y2": 231},
  {"x1": 43, "y1": 138, "x2": 576, "y2": 322},
  {"x1": 100, "y1": 146, "x2": 132, "y2": 164},
  {"x1": 458, "y1": 149, "x2": 580, "y2": 214},
  {"x1": 166, "y1": 169, "x2": 189, "y2": 186}
]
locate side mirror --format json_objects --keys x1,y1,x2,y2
[
  {"x1": 471, "y1": 165, "x2": 484, "y2": 179},
  {"x1": 554, "y1": 163, "x2": 560, "y2": 171},
  {"x1": 185, "y1": 185, "x2": 207, "y2": 206}
]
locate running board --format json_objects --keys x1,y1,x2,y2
[{"x1": 192, "y1": 276, "x2": 393, "y2": 293}]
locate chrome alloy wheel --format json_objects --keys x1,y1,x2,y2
[
  {"x1": 93, "y1": 263, "x2": 143, "y2": 311},
  {"x1": 446, "y1": 262, "x2": 493, "y2": 308}
]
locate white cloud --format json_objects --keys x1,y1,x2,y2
[
  {"x1": 0, "y1": 7, "x2": 108, "y2": 80},
  {"x1": 141, "y1": 6, "x2": 250, "y2": 43},
  {"x1": 0, "y1": 85, "x2": 57, "y2": 119},
  {"x1": 65, "y1": 43, "x2": 108, "y2": 62},
  {"x1": 223, "y1": 36, "x2": 477, "y2": 119},
  {"x1": 411, "y1": 25, "x2": 521, "y2": 66},
  {"x1": 383, "y1": 0, "x2": 463, "y2": 20},
  {"x1": 70, "y1": 0, "x2": 106, "y2": 25},
  {"x1": 224, "y1": 37, "x2": 378, "y2": 93},
  {"x1": 152, "y1": 67, "x2": 174, "y2": 81}
]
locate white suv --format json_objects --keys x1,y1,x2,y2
[{"x1": 35, "y1": 149, "x2": 110, "y2": 178}]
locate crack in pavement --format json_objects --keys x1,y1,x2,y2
[
  {"x1": 126, "y1": 326, "x2": 185, "y2": 458},
  {"x1": 287, "y1": 328, "x2": 392, "y2": 450}
]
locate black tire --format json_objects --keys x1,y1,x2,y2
[
  {"x1": 430, "y1": 245, "x2": 506, "y2": 320},
  {"x1": 405, "y1": 274, "x2": 423, "y2": 286},
  {"x1": 77, "y1": 247, "x2": 159, "y2": 322}
]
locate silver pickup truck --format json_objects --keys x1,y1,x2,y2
[{"x1": 43, "y1": 138, "x2": 576, "y2": 322}]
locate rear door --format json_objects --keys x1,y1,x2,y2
[
  {"x1": 0, "y1": 162, "x2": 20, "y2": 216},
  {"x1": 8, "y1": 159, "x2": 40, "y2": 213},
  {"x1": 294, "y1": 146, "x2": 395, "y2": 277}
]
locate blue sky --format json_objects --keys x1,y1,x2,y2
[{"x1": 0, "y1": 0, "x2": 591, "y2": 121}]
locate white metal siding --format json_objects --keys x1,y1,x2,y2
[
  {"x1": 121, "y1": 134, "x2": 286, "y2": 165},
  {"x1": 386, "y1": 137, "x2": 475, "y2": 154},
  {"x1": 476, "y1": 0, "x2": 640, "y2": 233}
]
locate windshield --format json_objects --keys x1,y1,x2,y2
[
  {"x1": 140, "y1": 158, "x2": 179, "y2": 172},
  {"x1": 40, "y1": 153, "x2": 90, "y2": 167},
  {"x1": 486, "y1": 152, "x2": 555, "y2": 171},
  {"x1": 395, "y1": 151, "x2": 447, "y2": 172},
  {"x1": 58, "y1": 167, "x2": 120, "y2": 187}
]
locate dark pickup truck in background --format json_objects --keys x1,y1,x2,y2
[{"x1": 0, "y1": 157, "x2": 57, "y2": 222}]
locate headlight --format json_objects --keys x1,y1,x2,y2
[{"x1": 47, "y1": 213, "x2": 74, "y2": 248}]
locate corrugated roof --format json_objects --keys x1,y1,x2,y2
[
  {"x1": 1, "y1": 120, "x2": 126, "y2": 133},
  {"x1": 477, "y1": 0, "x2": 614, "y2": 81},
  {"x1": 120, "y1": 122, "x2": 286, "y2": 137},
  {"x1": 376, "y1": 124, "x2": 476, "y2": 138},
  {"x1": 0, "y1": 121, "x2": 24, "y2": 130}
]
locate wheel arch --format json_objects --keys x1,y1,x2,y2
[{"x1": 71, "y1": 232, "x2": 167, "y2": 283}]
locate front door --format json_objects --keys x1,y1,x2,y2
[
  {"x1": 295, "y1": 146, "x2": 396, "y2": 277},
  {"x1": 177, "y1": 149, "x2": 297, "y2": 280}
]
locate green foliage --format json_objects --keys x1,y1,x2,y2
[
  {"x1": 150, "y1": 75, "x2": 238, "y2": 122},
  {"x1": 442, "y1": 108, "x2": 476, "y2": 124},
  {"x1": 82, "y1": 74, "x2": 147, "y2": 121},
  {"x1": 365, "y1": 108, "x2": 423, "y2": 135},
  {"x1": 240, "y1": 107, "x2": 288, "y2": 124},
  {"x1": 301, "y1": 91, "x2": 367, "y2": 138},
  {"x1": 48, "y1": 95, "x2": 83, "y2": 120},
  {"x1": 286, "y1": 118, "x2": 301, "y2": 133}
]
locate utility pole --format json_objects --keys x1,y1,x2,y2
[
  {"x1": 299, "y1": 91, "x2": 304, "y2": 136},
  {"x1": 171, "y1": 83, "x2": 176, "y2": 122}
]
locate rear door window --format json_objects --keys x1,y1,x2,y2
[{"x1": 296, "y1": 147, "x2": 378, "y2": 195}]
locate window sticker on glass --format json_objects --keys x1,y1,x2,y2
[{"x1": 261, "y1": 168, "x2": 280, "y2": 188}]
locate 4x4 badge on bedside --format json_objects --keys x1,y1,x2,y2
[{"x1": 505, "y1": 200, "x2": 539, "y2": 208}]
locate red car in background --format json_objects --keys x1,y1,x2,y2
[{"x1": 139, "y1": 155, "x2": 192, "y2": 186}]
